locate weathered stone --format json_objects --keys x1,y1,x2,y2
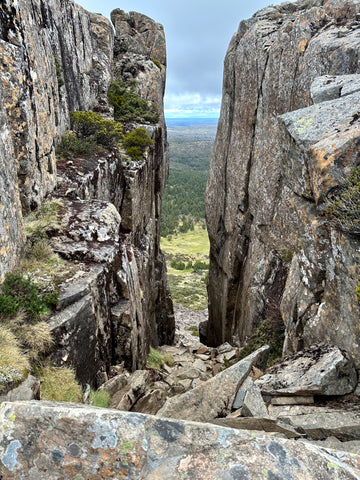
[
  {"x1": 255, "y1": 344, "x2": 357, "y2": 396},
  {"x1": 157, "y1": 346, "x2": 269, "y2": 422},
  {"x1": 241, "y1": 378, "x2": 269, "y2": 418},
  {"x1": 310, "y1": 74, "x2": 360, "y2": 104},
  {"x1": 212, "y1": 417, "x2": 303, "y2": 439},
  {"x1": 279, "y1": 410, "x2": 360, "y2": 441},
  {"x1": 0, "y1": 375, "x2": 39, "y2": 403},
  {"x1": 99, "y1": 373, "x2": 128, "y2": 396},
  {"x1": 217, "y1": 342, "x2": 234, "y2": 354},
  {"x1": 131, "y1": 388, "x2": 167, "y2": 415},
  {"x1": 205, "y1": 0, "x2": 360, "y2": 370},
  {"x1": 271, "y1": 396, "x2": 314, "y2": 406},
  {"x1": 303, "y1": 438, "x2": 360, "y2": 456},
  {"x1": 50, "y1": 200, "x2": 121, "y2": 263},
  {"x1": 48, "y1": 264, "x2": 115, "y2": 386},
  {"x1": 2, "y1": 401, "x2": 360, "y2": 479},
  {"x1": 111, "y1": 370, "x2": 150, "y2": 411}
]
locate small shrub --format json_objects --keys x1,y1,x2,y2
[
  {"x1": 170, "y1": 260, "x2": 186, "y2": 270},
  {"x1": 25, "y1": 199, "x2": 66, "y2": 243},
  {"x1": 146, "y1": 347, "x2": 174, "y2": 370},
  {"x1": 40, "y1": 366, "x2": 82, "y2": 402},
  {"x1": 108, "y1": 80, "x2": 159, "y2": 124},
  {"x1": 89, "y1": 389, "x2": 111, "y2": 408},
  {"x1": 0, "y1": 272, "x2": 59, "y2": 319},
  {"x1": 326, "y1": 166, "x2": 360, "y2": 235},
  {"x1": 123, "y1": 127, "x2": 154, "y2": 160},
  {"x1": 57, "y1": 131, "x2": 98, "y2": 156},
  {"x1": 356, "y1": 282, "x2": 360, "y2": 302},
  {"x1": 70, "y1": 111, "x2": 123, "y2": 147},
  {"x1": 192, "y1": 260, "x2": 209, "y2": 272}
]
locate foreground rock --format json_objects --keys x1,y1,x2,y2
[
  {"x1": 157, "y1": 346, "x2": 269, "y2": 421},
  {"x1": 2, "y1": 401, "x2": 360, "y2": 479},
  {"x1": 256, "y1": 344, "x2": 358, "y2": 396}
]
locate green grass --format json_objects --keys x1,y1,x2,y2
[
  {"x1": 146, "y1": 346, "x2": 175, "y2": 370},
  {"x1": 161, "y1": 224, "x2": 209, "y2": 310},
  {"x1": 161, "y1": 224, "x2": 209, "y2": 257},
  {"x1": 90, "y1": 389, "x2": 111, "y2": 408}
]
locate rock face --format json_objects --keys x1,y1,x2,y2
[
  {"x1": 256, "y1": 344, "x2": 358, "y2": 397},
  {"x1": 0, "y1": 0, "x2": 174, "y2": 383},
  {"x1": 2, "y1": 401, "x2": 360, "y2": 479},
  {"x1": 205, "y1": 0, "x2": 360, "y2": 365}
]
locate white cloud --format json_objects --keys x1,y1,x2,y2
[{"x1": 164, "y1": 92, "x2": 221, "y2": 118}]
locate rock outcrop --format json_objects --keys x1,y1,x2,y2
[
  {"x1": 2, "y1": 400, "x2": 360, "y2": 479},
  {"x1": 0, "y1": 0, "x2": 174, "y2": 384},
  {"x1": 205, "y1": 0, "x2": 360, "y2": 365}
]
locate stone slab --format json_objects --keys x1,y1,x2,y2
[{"x1": 2, "y1": 401, "x2": 360, "y2": 479}]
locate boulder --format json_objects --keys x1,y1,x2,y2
[
  {"x1": 2, "y1": 401, "x2": 360, "y2": 479},
  {"x1": 111, "y1": 370, "x2": 150, "y2": 411},
  {"x1": 277, "y1": 409, "x2": 360, "y2": 442},
  {"x1": 239, "y1": 378, "x2": 269, "y2": 418},
  {"x1": 256, "y1": 344, "x2": 357, "y2": 396},
  {"x1": 157, "y1": 346, "x2": 269, "y2": 422},
  {"x1": 131, "y1": 389, "x2": 167, "y2": 415},
  {"x1": 0, "y1": 375, "x2": 40, "y2": 402}
]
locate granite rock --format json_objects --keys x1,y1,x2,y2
[
  {"x1": 205, "y1": 0, "x2": 360, "y2": 369},
  {"x1": 2, "y1": 401, "x2": 360, "y2": 479},
  {"x1": 256, "y1": 344, "x2": 358, "y2": 396}
]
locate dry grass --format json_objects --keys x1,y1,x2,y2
[
  {"x1": 0, "y1": 326, "x2": 29, "y2": 374},
  {"x1": 40, "y1": 366, "x2": 82, "y2": 402},
  {"x1": 18, "y1": 322, "x2": 53, "y2": 360}
]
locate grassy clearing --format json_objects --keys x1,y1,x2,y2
[
  {"x1": 161, "y1": 224, "x2": 209, "y2": 310},
  {"x1": 161, "y1": 224, "x2": 209, "y2": 258}
]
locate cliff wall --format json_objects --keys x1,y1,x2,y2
[
  {"x1": 206, "y1": 0, "x2": 360, "y2": 364},
  {"x1": 0, "y1": 0, "x2": 174, "y2": 383}
]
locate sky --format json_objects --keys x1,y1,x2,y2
[{"x1": 77, "y1": 0, "x2": 284, "y2": 118}]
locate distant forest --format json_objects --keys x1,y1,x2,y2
[{"x1": 161, "y1": 119, "x2": 217, "y2": 237}]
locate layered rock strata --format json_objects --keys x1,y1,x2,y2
[
  {"x1": 205, "y1": 0, "x2": 360, "y2": 364},
  {"x1": 0, "y1": 0, "x2": 173, "y2": 383}
]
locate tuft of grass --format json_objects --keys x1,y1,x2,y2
[
  {"x1": 278, "y1": 249, "x2": 294, "y2": 264},
  {"x1": 0, "y1": 326, "x2": 29, "y2": 389},
  {"x1": 151, "y1": 57, "x2": 162, "y2": 70},
  {"x1": 24, "y1": 199, "x2": 66, "y2": 243},
  {"x1": 40, "y1": 366, "x2": 82, "y2": 402},
  {"x1": 326, "y1": 166, "x2": 360, "y2": 236},
  {"x1": 18, "y1": 322, "x2": 53, "y2": 360},
  {"x1": 89, "y1": 389, "x2": 111, "y2": 408},
  {"x1": 146, "y1": 347, "x2": 174, "y2": 370}
]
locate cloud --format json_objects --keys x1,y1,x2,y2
[
  {"x1": 164, "y1": 92, "x2": 221, "y2": 118},
  {"x1": 77, "y1": 0, "x2": 286, "y2": 117}
]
